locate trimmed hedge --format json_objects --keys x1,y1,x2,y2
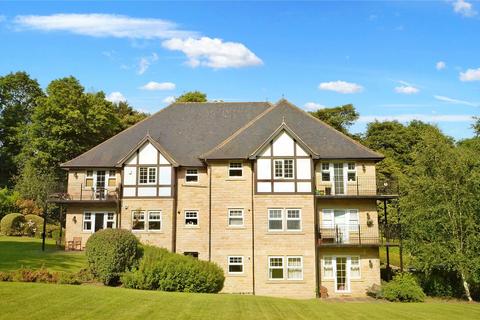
[
  {"x1": 23, "y1": 214, "x2": 44, "y2": 237},
  {"x1": 0, "y1": 213, "x2": 25, "y2": 236},
  {"x1": 85, "y1": 229, "x2": 141, "y2": 285},
  {"x1": 382, "y1": 273, "x2": 426, "y2": 302},
  {"x1": 121, "y1": 245, "x2": 224, "y2": 293}
]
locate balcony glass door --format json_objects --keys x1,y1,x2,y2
[
  {"x1": 333, "y1": 164, "x2": 345, "y2": 195},
  {"x1": 334, "y1": 210, "x2": 349, "y2": 242},
  {"x1": 94, "y1": 170, "x2": 106, "y2": 199}
]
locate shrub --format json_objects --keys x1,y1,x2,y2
[
  {"x1": 121, "y1": 246, "x2": 224, "y2": 293},
  {"x1": 86, "y1": 229, "x2": 141, "y2": 285},
  {"x1": 415, "y1": 270, "x2": 464, "y2": 298},
  {"x1": 0, "y1": 213, "x2": 25, "y2": 236},
  {"x1": 382, "y1": 273, "x2": 426, "y2": 302},
  {"x1": 23, "y1": 214, "x2": 44, "y2": 237},
  {"x1": 57, "y1": 272, "x2": 82, "y2": 285},
  {"x1": 0, "y1": 272, "x2": 12, "y2": 282},
  {"x1": 11, "y1": 268, "x2": 58, "y2": 283},
  {"x1": 51, "y1": 228, "x2": 64, "y2": 241}
]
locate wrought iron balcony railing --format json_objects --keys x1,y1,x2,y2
[
  {"x1": 317, "y1": 223, "x2": 380, "y2": 246},
  {"x1": 48, "y1": 184, "x2": 120, "y2": 203},
  {"x1": 315, "y1": 177, "x2": 398, "y2": 198}
]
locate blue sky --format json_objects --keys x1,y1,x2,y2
[{"x1": 1, "y1": 1, "x2": 479, "y2": 139}]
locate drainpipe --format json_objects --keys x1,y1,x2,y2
[
  {"x1": 251, "y1": 161, "x2": 256, "y2": 295},
  {"x1": 312, "y1": 159, "x2": 320, "y2": 298},
  {"x1": 172, "y1": 168, "x2": 178, "y2": 253},
  {"x1": 208, "y1": 163, "x2": 212, "y2": 261}
]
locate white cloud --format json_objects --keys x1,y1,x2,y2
[
  {"x1": 452, "y1": 0, "x2": 477, "y2": 17},
  {"x1": 318, "y1": 81, "x2": 363, "y2": 94},
  {"x1": 459, "y1": 68, "x2": 480, "y2": 81},
  {"x1": 434, "y1": 95, "x2": 479, "y2": 107},
  {"x1": 0, "y1": 15, "x2": 5, "y2": 23},
  {"x1": 395, "y1": 85, "x2": 419, "y2": 95},
  {"x1": 106, "y1": 91, "x2": 126, "y2": 104},
  {"x1": 140, "y1": 81, "x2": 175, "y2": 91},
  {"x1": 303, "y1": 102, "x2": 326, "y2": 111},
  {"x1": 13, "y1": 14, "x2": 196, "y2": 39},
  {"x1": 162, "y1": 37, "x2": 263, "y2": 69},
  {"x1": 137, "y1": 53, "x2": 158, "y2": 75},
  {"x1": 436, "y1": 61, "x2": 446, "y2": 70},
  {"x1": 358, "y1": 114, "x2": 474, "y2": 123},
  {"x1": 162, "y1": 96, "x2": 176, "y2": 104}
]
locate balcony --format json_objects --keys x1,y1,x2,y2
[
  {"x1": 317, "y1": 223, "x2": 402, "y2": 247},
  {"x1": 48, "y1": 184, "x2": 120, "y2": 204},
  {"x1": 315, "y1": 177, "x2": 398, "y2": 199}
]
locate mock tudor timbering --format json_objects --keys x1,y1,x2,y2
[{"x1": 59, "y1": 99, "x2": 386, "y2": 299}]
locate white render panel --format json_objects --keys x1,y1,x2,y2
[
  {"x1": 257, "y1": 159, "x2": 271, "y2": 179},
  {"x1": 272, "y1": 131, "x2": 294, "y2": 156},
  {"x1": 159, "y1": 167, "x2": 172, "y2": 185},
  {"x1": 259, "y1": 145, "x2": 271, "y2": 157},
  {"x1": 123, "y1": 167, "x2": 136, "y2": 185},
  {"x1": 158, "y1": 187, "x2": 171, "y2": 197},
  {"x1": 159, "y1": 153, "x2": 170, "y2": 165},
  {"x1": 126, "y1": 154, "x2": 137, "y2": 165},
  {"x1": 123, "y1": 187, "x2": 136, "y2": 197},
  {"x1": 297, "y1": 182, "x2": 311, "y2": 192},
  {"x1": 257, "y1": 182, "x2": 272, "y2": 192},
  {"x1": 295, "y1": 143, "x2": 308, "y2": 156},
  {"x1": 296, "y1": 158, "x2": 311, "y2": 179},
  {"x1": 273, "y1": 182, "x2": 295, "y2": 192},
  {"x1": 138, "y1": 142, "x2": 158, "y2": 164},
  {"x1": 137, "y1": 187, "x2": 156, "y2": 197}
]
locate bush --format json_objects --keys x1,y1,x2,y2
[
  {"x1": 382, "y1": 273, "x2": 426, "y2": 302},
  {"x1": 0, "y1": 213, "x2": 25, "y2": 236},
  {"x1": 11, "y1": 268, "x2": 58, "y2": 283},
  {"x1": 86, "y1": 229, "x2": 141, "y2": 285},
  {"x1": 415, "y1": 270, "x2": 464, "y2": 298},
  {"x1": 23, "y1": 214, "x2": 44, "y2": 237},
  {"x1": 121, "y1": 246, "x2": 224, "y2": 293},
  {"x1": 51, "y1": 228, "x2": 64, "y2": 241}
]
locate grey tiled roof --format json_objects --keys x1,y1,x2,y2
[{"x1": 61, "y1": 100, "x2": 382, "y2": 168}]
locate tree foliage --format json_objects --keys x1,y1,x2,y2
[
  {"x1": 401, "y1": 130, "x2": 480, "y2": 301},
  {"x1": 0, "y1": 72, "x2": 44, "y2": 187},
  {"x1": 175, "y1": 91, "x2": 207, "y2": 103},
  {"x1": 473, "y1": 117, "x2": 480, "y2": 137},
  {"x1": 309, "y1": 104, "x2": 359, "y2": 135},
  {"x1": 112, "y1": 101, "x2": 149, "y2": 130}
]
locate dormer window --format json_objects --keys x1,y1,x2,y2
[
  {"x1": 229, "y1": 162, "x2": 243, "y2": 177},
  {"x1": 274, "y1": 159, "x2": 294, "y2": 179},
  {"x1": 186, "y1": 169, "x2": 198, "y2": 183}
]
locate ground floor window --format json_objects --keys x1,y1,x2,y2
[
  {"x1": 228, "y1": 256, "x2": 244, "y2": 274},
  {"x1": 184, "y1": 252, "x2": 199, "y2": 259},
  {"x1": 132, "y1": 210, "x2": 162, "y2": 231},
  {"x1": 322, "y1": 256, "x2": 361, "y2": 292},
  {"x1": 185, "y1": 210, "x2": 199, "y2": 226},
  {"x1": 83, "y1": 211, "x2": 116, "y2": 232},
  {"x1": 268, "y1": 256, "x2": 303, "y2": 280}
]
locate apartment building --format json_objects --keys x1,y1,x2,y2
[{"x1": 53, "y1": 99, "x2": 396, "y2": 299}]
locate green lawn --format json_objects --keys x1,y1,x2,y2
[
  {"x1": 0, "y1": 282, "x2": 478, "y2": 320},
  {"x1": 0, "y1": 236, "x2": 86, "y2": 272}
]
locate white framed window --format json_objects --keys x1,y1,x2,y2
[
  {"x1": 286, "y1": 209, "x2": 301, "y2": 231},
  {"x1": 132, "y1": 211, "x2": 145, "y2": 231},
  {"x1": 83, "y1": 212, "x2": 93, "y2": 232},
  {"x1": 350, "y1": 256, "x2": 361, "y2": 279},
  {"x1": 148, "y1": 211, "x2": 162, "y2": 231},
  {"x1": 106, "y1": 212, "x2": 115, "y2": 229},
  {"x1": 322, "y1": 209, "x2": 334, "y2": 228},
  {"x1": 348, "y1": 209, "x2": 359, "y2": 231},
  {"x1": 229, "y1": 162, "x2": 243, "y2": 177},
  {"x1": 347, "y1": 162, "x2": 356, "y2": 182},
  {"x1": 185, "y1": 169, "x2": 198, "y2": 183},
  {"x1": 268, "y1": 209, "x2": 283, "y2": 231},
  {"x1": 85, "y1": 171, "x2": 94, "y2": 187},
  {"x1": 185, "y1": 210, "x2": 199, "y2": 226},
  {"x1": 268, "y1": 256, "x2": 284, "y2": 280},
  {"x1": 228, "y1": 209, "x2": 244, "y2": 227},
  {"x1": 274, "y1": 159, "x2": 294, "y2": 179},
  {"x1": 321, "y1": 163, "x2": 330, "y2": 181},
  {"x1": 228, "y1": 256, "x2": 244, "y2": 274},
  {"x1": 139, "y1": 167, "x2": 157, "y2": 184},
  {"x1": 287, "y1": 256, "x2": 303, "y2": 280},
  {"x1": 323, "y1": 256, "x2": 334, "y2": 279},
  {"x1": 108, "y1": 170, "x2": 117, "y2": 187}
]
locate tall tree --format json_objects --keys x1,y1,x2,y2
[
  {"x1": 19, "y1": 76, "x2": 121, "y2": 182},
  {"x1": 112, "y1": 101, "x2": 149, "y2": 130},
  {"x1": 473, "y1": 116, "x2": 480, "y2": 137},
  {"x1": 401, "y1": 130, "x2": 480, "y2": 301},
  {"x1": 175, "y1": 91, "x2": 207, "y2": 103},
  {"x1": 309, "y1": 104, "x2": 359, "y2": 135},
  {"x1": 0, "y1": 72, "x2": 44, "y2": 187}
]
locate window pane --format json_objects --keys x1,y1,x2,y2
[
  {"x1": 84, "y1": 221, "x2": 91, "y2": 230},
  {"x1": 348, "y1": 172, "x2": 356, "y2": 181},
  {"x1": 270, "y1": 258, "x2": 283, "y2": 267},
  {"x1": 139, "y1": 168, "x2": 148, "y2": 184},
  {"x1": 229, "y1": 265, "x2": 243, "y2": 273},
  {"x1": 287, "y1": 220, "x2": 300, "y2": 230},
  {"x1": 149, "y1": 221, "x2": 161, "y2": 230},
  {"x1": 348, "y1": 163, "x2": 355, "y2": 170},
  {"x1": 321, "y1": 163, "x2": 329, "y2": 171},
  {"x1": 322, "y1": 172, "x2": 330, "y2": 181},
  {"x1": 229, "y1": 169, "x2": 242, "y2": 177},
  {"x1": 132, "y1": 211, "x2": 145, "y2": 230},
  {"x1": 106, "y1": 221, "x2": 114, "y2": 229},
  {"x1": 274, "y1": 160, "x2": 283, "y2": 177},
  {"x1": 85, "y1": 178, "x2": 94, "y2": 187},
  {"x1": 229, "y1": 218, "x2": 243, "y2": 226},
  {"x1": 148, "y1": 168, "x2": 157, "y2": 183},
  {"x1": 185, "y1": 211, "x2": 198, "y2": 225},
  {"x1": 284, "y1": 160, "x2": 293, "y2": 178},
  {"x1": 270, "y1": 268, "x2": 283, "y2": 279}
]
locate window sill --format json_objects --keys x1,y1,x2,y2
[
  {"x1": 265, "y1": 280, "x2": 306, "y2": 284},
  {"x1": 182, "y1": 183, "x2": 207, "y2": 188},
  {"x1": 225, "y1": 178, "x2": 246, "y2": 181},
  {"x1": 184, "y1": 226, "x2": 200, "y2": 229},
  {"x1": 226, "y1": 226, "x2": 247, "y2": 230},
  {"x1": 266, "y1": 231, "x2": 305, "y2": 235},
  {"x1": 227, "y1": 273, "x2": 246, "y2": 277},
  {"x1": 132, "y1": 230, "x2": 164, "y2": 234}
]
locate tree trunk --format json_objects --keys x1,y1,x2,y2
[{"x1": 460, "y1": 271, "x2": 473, "y2": 302}]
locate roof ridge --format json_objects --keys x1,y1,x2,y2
[
  {"x1": 281, "y1": 100, "x2": 384, "y2": 159},
  {"x1": 199, "y1": 102, "x2": 277, "y2": 159},
  {"x1": 61, "y1": 102, "x2": 179, "y2": 167}
]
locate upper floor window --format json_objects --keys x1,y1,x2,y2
[
  {"x1": 108, "y1": 170, "x2": 117, "y2": 187},
  {"x1": 274, "y1": 159, "x2": 294, "y2": 179},
  {"x1": 268, "y1": 208, "x2": 302, "y2": 231},
  {"x1": 186, "y1": 169, "x2": 198, "y2": 183},
  {"x1": 321, "y1": 163, "x2": 330, "y2": 181},
  {"x1": 229, "y1": 162, "x2": 243, "y2": 177},
  {"x1": 139, "y1": 167, "x2": 157, "y2": 184},
  {"x1": 228, "y1": 209, "x2": 244, "y2": 227},
  {"x1": 347, "y1": 162, "x2": 356, "y2": 182},
  {"x1": 85, "y1": 171, "x2": 94, "y2": 187},
  {"x1": 185, "y1": 210, "x2": 199, "y2": 226}
]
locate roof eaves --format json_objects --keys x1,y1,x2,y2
[{"x1": 116, "y1": 134, "x2": 179, "y2": 167}]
